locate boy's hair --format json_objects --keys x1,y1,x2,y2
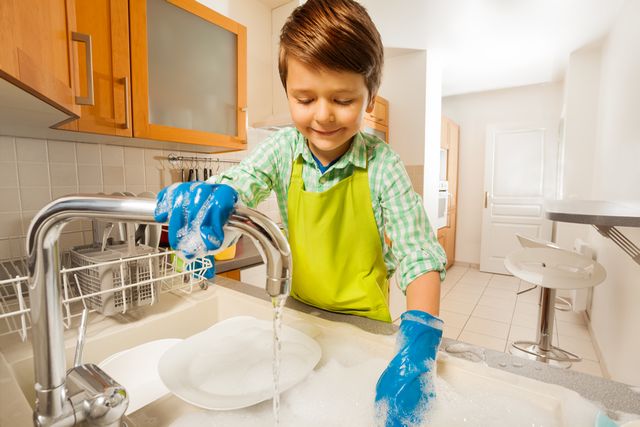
[{"x1": 278, "y1": 0, "x2": 384, "y2": 101}]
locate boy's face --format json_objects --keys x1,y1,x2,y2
[{"x1": 286, "y1": 57, "x2": 374, "y2": 165}]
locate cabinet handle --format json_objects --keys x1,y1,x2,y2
[
  {"x1": 484, "y1": 191, "x2": 489, "y2": 208},
  {"x1": 71, "y1": 32, "x2": 95, "y2": 106},
  {"x1": 122, "y1": 77, "x2": 130, "y2": 129}
]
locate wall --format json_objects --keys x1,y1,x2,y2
[
  {"x1": 379, "y1": 51, "x2": 426, "y2": 166},
  {"x1": 554, "y1": 44, "x2": 603, "y2": 250},
  {"x1": 442, "y1": 82, "x2": 564, "y2": 265},
  {"x1": 0, "y1": 136, "x2": 169, "y2": 259},
  {"x1": 0, "y1": 129, "x2": 279, "y2": 262},
  {"x1": 581, "y1": 0, "x2": 640, "y2": 385}
]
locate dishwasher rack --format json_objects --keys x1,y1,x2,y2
[{"x1": 0, "y1": 248, "x2": 212, "y2": 342}]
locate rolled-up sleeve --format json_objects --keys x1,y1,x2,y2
[
  {"x1": 379, "y1": 152, "x2": 447, "y2": 293},
  {"x1": 207, "y1": 135, "x2": 282, "y2": 208}
]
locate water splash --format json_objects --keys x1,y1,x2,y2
[{"x1": 272, "y1": 295, "x2": 287, "y2": 426}]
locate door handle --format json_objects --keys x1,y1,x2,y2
[
  {"x1": 122, "y1": 77, "x2": 130, "y2": 129},
  {"x1": 71, "y1": 32, "x2": 95, "y2": 106},
  {"x1": 484, "y1": 191, "x2": 488, "y2": 208}
]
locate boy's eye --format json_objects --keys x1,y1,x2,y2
[
  {"x1": 335, "y1": 99, "x2": 353, "y2": 106},
  {"x1": 296, "y1": 98, "x2": 313, "y2": 105}
]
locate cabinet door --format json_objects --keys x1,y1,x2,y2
[
  {"x1": 0, "y1": 0, "x2": 80, "y2": 117},
  {"x1": 447, "y1": 120, "x2": 459, "y2": 210},
  {"x1": 130, "y1": 0, "x2": 247, "y2": 149},
  {"x1": 362, "y1": 119, "x2": 389, "y2": 144},
  {"x1": 59, "y1": 0, "x2": 132, "y2": 136},
  {"x1": 440, "y1": 116, "x2": 450, "y2": 149},
  {"x1": 437, "y1": 228, "x2": 446, "y2": 254},
  {"x1": 445, "y1": 207, "x2": 456, "y2": 269},
  {"x1": 365, "y1": 96, "x2": 388, "y2": 126}
]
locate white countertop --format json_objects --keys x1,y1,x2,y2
[{"x1": 544, "y1": 200, "x2": 640, "y2": 227}]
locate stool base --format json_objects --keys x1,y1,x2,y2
[{"x1": 511, "y1": 340, "x2": 581, "y2": 368}]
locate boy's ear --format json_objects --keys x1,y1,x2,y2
[{"x1": 366, "y1": 94, "x2": 377, "y2": 113}]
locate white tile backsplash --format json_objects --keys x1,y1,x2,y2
[
  {"x1": 49, "y1": 163, "x2": 77, "y2": 187},
  {"x1": 47, "y1": 140, "x2": 76, "y2": 163},
  {"x1": 102, "y1": 166, "x2": 125, "y2": 186},
  {"x1": 15, "y1": 137, "x2": 48, "y2": 162},
  {"x1": 124, "y1": 146, "x2": 144, "y2": 165},
  {"x1": 0, "y1": 188, "x2": 20, "y2": 213},
  {"x1": 17, "y1": 162, "x2": 50, "y2": 187},
  {"x1": 51, "y1": 186, "x2": 78, "y2": 200},
  {"x1": 0, "y1": 213, "x2": 22, "y2": 238},
  {"x1": 0, "y1": 163, "x2": 19, "y2": 187},
  {"x1": 20, "y1": 187, "x2": 51, "y2": 211},
  {"x1": 76, "y1": 143, "x2": 101, "y2": 164},
  {"x1": 100, "y1": 145, "x2": 124, "y2": 166},
  {"x1": 0, "y1": 131, "x2": 280, "y2": 260},
  {"x1": 78, "y1": 164, "x2": 102, "y2": 186},
  {"x1": 0, "y1": 136, "x2": 16, "y2": 161},
  {"x1": 125, "y1": 165, "x2": 145, "y2": 186}
]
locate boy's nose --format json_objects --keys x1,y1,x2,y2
[{"x1": 314, "y1": 100, "x2": 335, "y2": 124}]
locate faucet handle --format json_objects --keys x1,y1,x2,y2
[
  {"x1": 66, "y1": 364, "x2": 129, "y2": 426},
  {"x1": 73, "y1": 307, "x2": 90, "y2": 367}
]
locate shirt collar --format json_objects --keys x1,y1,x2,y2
[{"x1": 294, "y1": 131, "x2": 368, "y2": 170}]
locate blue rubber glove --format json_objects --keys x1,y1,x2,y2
[
  {"x1": 154, "y1": 182, "x2": 238, "y2": 261},
  {"x1": 375, "y1": 310, "x2": 443, "y2": 427}
]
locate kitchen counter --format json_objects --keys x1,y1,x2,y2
[
  {"x1": 545, "y1": 200, "x2": 640, "y2": 227},
  {"x1": 214, "y1": 276, "x2": 640, "y2": 417},
  {"x1": 2, "y1": 274, "x2": 638, "y2": 426},
  {"x1": 214, "y1": 236, "x2": 264, "y2": 273}
]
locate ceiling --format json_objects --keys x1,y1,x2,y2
[
  {"x1": 418, "y1": 0, "x2": 626, "y2": 96},
  {"x1": 257, "y1": 0, "x2": 626, "y2": 96}
]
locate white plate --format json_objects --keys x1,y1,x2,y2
[
  {"x1": 99, "y1": 338, "x2": 183, "y2": 414},
  {"x1": 158, "y1": 316, "x2": 322, "y2": 410}
]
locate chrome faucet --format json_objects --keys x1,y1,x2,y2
[{"x1": 27, "y1": 195, "x2": 292, "y2": 426}]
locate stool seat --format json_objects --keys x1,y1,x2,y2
[
  {"x1": 505, "y1": 247, "x2": 607, "y2": 290},
  {"x1": 516, "y1": 234, "x2": 561, "y2": 249},
  {"x1": 505, "y1": 245, "x2": 606, "y2": 367}
]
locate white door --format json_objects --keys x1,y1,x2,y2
[{"x1": 480, "y1": 124, "x2": 557, "y2": 274}]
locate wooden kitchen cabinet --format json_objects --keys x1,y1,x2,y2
[
  {"x1": 0, "y1": 0, "x2": 81, "y2": 117},
  {"x1": 218, "y1": 269, "x2": 241, "y2": 281},
  {"x1": 58, "y1": 0, "x2": 132, "y2": 136},
  {"x1": 58, "y1": 0, "x2": 247, "y2": 149},
  {"x1": 443, "y1": 117, "x2": 460, "y2": 210},
  {"x1": 440, "y1": 116, "x2": 460, "y2": 269},
  {"x1": 129, "y1": 0, "x2": 247, "y2": 149},
  {"x1": 362, "y1": 95, "x2": 389, "y2": 143},
  {"x1": 365, "y1": 96, "x2": 389, "y2": 126}
]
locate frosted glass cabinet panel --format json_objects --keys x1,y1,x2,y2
[{"x1": 130, "y1": 0, "x2": 247, "y2": 150}]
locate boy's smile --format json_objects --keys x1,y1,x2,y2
[{"x1": 285, "y1": 57, "x2": 375, "y2": 166}]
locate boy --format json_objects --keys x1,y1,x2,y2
[{"x1": 155, "y1": 0, "x2": 446, "y2": 425}]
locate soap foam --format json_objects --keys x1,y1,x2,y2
[{"x1": 169, "y1": 356, "x2": 596, "y2": 427}]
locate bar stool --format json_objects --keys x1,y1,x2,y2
[
  {"x1": 504, "y1": 246, "x2": 606, "y2": 366},
  {"x1": 515, "y1": 234, "x2": 572, "y2": 311}
]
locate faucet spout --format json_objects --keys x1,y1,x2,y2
[
  {"x1": 227, "y1": 205, "x2": 292, "y2": 298},
  {"x1": 26, "y1": 195, "x2": 292, "y2": 426}
]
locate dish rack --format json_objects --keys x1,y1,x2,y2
[{"x1": 0, "y1": 247, "x2": 213, "y2": 343}]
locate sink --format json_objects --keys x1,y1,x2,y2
[{"x1": 0, "y1": 281, "x2": 633, "y2": 426}]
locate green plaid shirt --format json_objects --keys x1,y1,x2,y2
[{"x1": 211, "y1": 127, "x2": 447, "y2": 292}]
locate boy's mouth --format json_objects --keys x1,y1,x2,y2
[{"x1": 310, "y1": 127, "x2": 342, "y2": 136}]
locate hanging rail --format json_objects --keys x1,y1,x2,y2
[{"x1": 166, "y1": 153, "x2": 241, "y2": 167}]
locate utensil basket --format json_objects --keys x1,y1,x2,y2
[{"x1": 69, "y1": 244, "x2": 160, "y2": 315}]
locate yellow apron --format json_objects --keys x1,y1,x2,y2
[{"x1": 287, "y1": 156, "x2": 392, "y2": 322}]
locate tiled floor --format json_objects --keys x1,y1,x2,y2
[{"x1": 440, "y1": 265, "x2": 605, "y2": 378}]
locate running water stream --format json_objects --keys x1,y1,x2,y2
[{"x1": 271, "y1": 295, "x2": 287, "y2": 426}]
